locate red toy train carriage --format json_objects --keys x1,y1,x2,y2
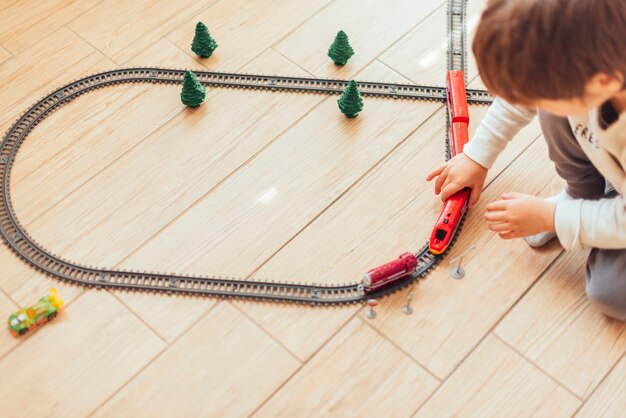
[{"x1": 362, "y1": 252, "x2": 418, "y2": 292}]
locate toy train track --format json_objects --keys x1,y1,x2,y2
[{"x1": 1, "y1": 0, "x2": 487, "y2": 305}]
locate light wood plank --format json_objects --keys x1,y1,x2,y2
[
  {"x1": 380, "y1": 0, "x2": 487, "y2": 86},
  {"x1": 0, "y1": 291, "x2": 165, "y2": 418},
  {"x1": 275, "y1": 0, "x2": 444, "y2": 78},
  {"x1": 0, "y1": 290, "x2": 19, "y2": 357},
  {"x1": 368, "y1": 138, "x2": 565, "y2": 379},
  {"x1": 496, "y1": 249, "x2": 626, "y2": 399},
  {"x1": 0, "y1": 45, "x2": 10, "y2": 64},
  {"x1": 11, "y1": 39, "x2": 195, "y2": 225},
  {"x1": 0, "y1": 0, "x2": 101, "y2": 54},
  {"x1": 93, "y1": 302, "x2": 300, "y2": 418},
  {"x1": 415, "y1": 335, "x2": 581, "y2": 417},
  {"x1": 0, "y1": 26, "x2": 106, "y2": 133},
  {"x1": 69, "y1": 0, "x2": 220, "y2": 64},
  {"x1": 167, "y1": 0, "x2": 333, "y2": 71},
  {"x1": 255, "y1": 317, "x2": 439, "y2": 418},
  {"x1": 576, "y1": 355, "x2": 626, "y2": 418}
]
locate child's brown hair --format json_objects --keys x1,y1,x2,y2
[{"x1": 472, "y1": 0, "x2": 626, "y2": 105}]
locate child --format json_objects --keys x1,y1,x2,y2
[{"x1": 426, "y1": 0, "x2": 626, "y2": 320}]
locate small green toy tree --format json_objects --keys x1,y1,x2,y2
[
  {"x1": 327, "y1": 30, "x2": 354, "y2": 66},
  {"x1": 337, "y1": 80, "x2": 363, "y2": 118},
  {"x1": 180, "y1": 71, "x2": 206, "y2": 108},
  {"x1": 191, "y1": 22, "x2": 218, "y2": 58}
]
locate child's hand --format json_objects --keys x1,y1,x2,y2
[
  {"x1": 426, "y1": 154, "x2": 488, "y2": 208},
  {"x1": 485, "y1": 193, "x2": 556, "y2": 239}
]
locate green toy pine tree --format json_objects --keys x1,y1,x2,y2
[
  {"x1": 337, "y1": 80, "x2": 363, "y2": 118},
  {"x1": 327, "y1": 30, "x2": 354, "y2": 66},
  {"x1": 191, "y1": 22, "x2": 218, "y2": 58},
  {"x1": 180, "y1": 71, "x2": 206, "y2": 108}
]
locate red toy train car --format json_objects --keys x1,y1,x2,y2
[
  {"x1": 362, "y1": 252, "x2": 417, "y2": 292},
  {"x1": 446, "y1": 70, "x2": 469, "y2": 124},
  {"x1": 429, "y1": 70, "x2": 471, "y2": 255}
]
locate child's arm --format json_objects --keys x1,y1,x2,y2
[
  {"x1": 463, "y1": 97, "x2": 537, "y2": 169},
  {"x1": 555, "y1": 194, "x2": 626, "y2": 250},
  {"x1": 427, "y1": 97, "x2": 537, "y2": 206}
]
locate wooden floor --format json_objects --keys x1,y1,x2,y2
[{"x1": 0, "y1": 1, "x2": 624, "y2": 416}]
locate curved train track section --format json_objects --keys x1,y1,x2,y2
[{"x1": 0, "y1": 0, "x2": 491, "y2": 305}]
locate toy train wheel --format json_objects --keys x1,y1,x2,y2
[
  {"x1": 47, "y1": 312, "x2": 57, "y2": 321},
  {"x1": 18, "y1": 328, "x2": 27, "y2": 335}
]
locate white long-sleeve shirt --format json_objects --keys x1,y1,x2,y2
[{"x1": 463, "y1": 97, "x2": 626, "y2": 251}]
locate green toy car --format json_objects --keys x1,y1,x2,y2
[{"x1": 8, "y1": 288, "x2": 64, "y2": 336}]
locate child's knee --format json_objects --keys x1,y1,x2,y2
[{"x1": 586, "y1": 270, "x2": 626, "y2": 321}]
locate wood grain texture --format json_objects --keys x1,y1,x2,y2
[
  {"x1": 93, "y1": 302, "x2": 300, "y2": 418},
  {"x1": 415, "y1": 335, "x2": 581, "y2": 417},
  {"x1": 0, "y1": 291, "x2": 165, "y2": 418},
  {"x1": 0, "y1": 289, "x2": 20, "y2": 357},
  {"x1": 380, "y1": 0, "x2": 487, "y2": 86},
  {"x1": 576, "y1": 355, "x2": 626, "y2": 418},
  {"x1": 255, "y1": 317, "x2": 439, "y2": 418},
  {"x1": 68, "y1": 0, "x2": 221, "y2": 64},
  {"x1": 10, "y1": 40, "x2": 195, "y2": 225},
  {"x1": 167, "y1": 0, "x2": 333, "y2": 72},
  {"x1": 275, "y1": 0, "x2": 444, "y2": 79},
  {"x1": 496, "y1": 249, "x2": 626, "y2": 399},
  {"x1": 0, "y1": 45, "x2": 10, "y2": 64},
  {"x1": 0, "y1": 27, "x2": 107, "y2": 133},
  {"x1": 0, "y1": 0, "x2": 101, "y2": 54}
]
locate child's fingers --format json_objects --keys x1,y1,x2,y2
[
  {"x1": 469, "y1": 188, "x2": 481, "y2": 208},
  {"x1": 440, "y1": 183, "x2": 459, "y2": 201},
  {"x1": 486, "y1": 200, "x2": 508, "y2": 211},
  {"x1": 425, "y1": 165, "x2": 446, "y2": 181},
  {"x1": 501, "y1": 192, "x2": 525, "y2": 200},
  {"x1": 498, "y1": 231, "x2": 517, "y2": 240},
  {"x1": 434, "y1": 171, "x2": 448, "y2": 195},
  {"x1": 484, "y1": 210, "x2": 507, "y2": 222},
  {"x1": 488, "y1": 222, "x2": 510, "y2": 232}
]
